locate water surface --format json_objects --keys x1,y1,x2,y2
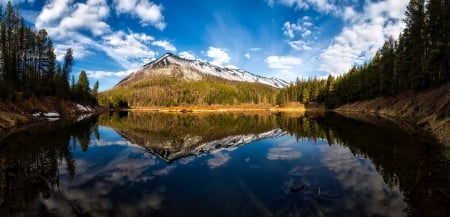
[{"x1": 0, "y1": 112, "x2": 448, "y2": 217}]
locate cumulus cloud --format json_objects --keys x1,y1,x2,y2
[
  {"x1": 267, "y1": 147, "x2": 301, "y2": 160},
  {"x1": 36, "y1": 0, "x2": 110, "y2": 39},
  {"x1": 288, "y1": 40, "x2": 312, "y2": 51},
  {"x1": 179, "y1": 51, "x2": 196, "y2": 60},
  {"x1": 320, "y1": 0, "x2": 409, "y2": 75},
  {"x1": 151, "y1": 40, "x2": 176, "y2": 52},
  {"x1": 283, "y1": 17, "x2": 315, "y2": 51},
  {"x1": 265, "y1": 55, "x2": 303, "y2": 81},
  {"x1": 102, "y1": 30, "x2": 157, "y2": 67},
  {"x1": 178, "y1": 51, "x2": 196, "y2": 60},
  {"x1": 34, "y1": 0, "x2": 168, "y2": 70},
  {"x1": 266, "y1": 55, "x2": 303, "y2": 69},
  {"x1": 320, "y1": 144, "x2": 407, "y2": 216},
  {"x1": 86, "y1": 68, "x2": 138, "y2": 79},
  {"x1": 206, "y1": 47, "x2": 231, "y2": 66},
  {"x1": 270, "y1": 0, "x2": 339, "y2": 14},
  {"x1": 113, "y1": 0, "x2": 166, "y2": 30},
  {"x1": 244, "y1": 52, "x2": 251, "y2": 59},
  {"x1": 153, "y1": 165, "x2": 176, "y2": 176},
  {"x1": 283, "y1": 21, "x2": 302, "y2": 39},
  {"x1": 207, "y1": 152, "x2": 230, "y2": 169}
]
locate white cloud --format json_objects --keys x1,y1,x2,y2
[
  {"x1": 35, "y1": 0, "x2": 72, "y2": 32},
  {"x1": 320, "y1": 0, "x2": 408, "y2": 75},
  {"x1": 250, "y1": 48, "x2": 262, "y2": 51},
  {"x1": 102, "y1": 31, "x2": 157, "y2": 67},
  {"x1": 265, "y1": 55, "x2": 303, "y2": 81},
  {"x1": 283, "y1": 19, "x2": 315, "y2": 51},
  {"x1": 266, "y1": 55, "x2": 303, "y2": 69},
  {"x1": 207, "y1": 152, "x2": 230, "y2": 169},
  {"x1": 267, "y1": 147, "x2": 301, "y2": 160},
  {"x1": 320, "y1": 144, "x2": 407, "y2": 216},
  {"x1": 37, "y1": 0, "x2": 110, "y2": 39},
  {"x1": 179, "y1": 51, "x2": 196, "y2": 60},
  {"x1": 283, "y1": 21, "x2": 302, "y2": 38},
  {"x1": 35, "y1": 0, "x2": 167, "y2": 71},
  {"x1": 113, "y1": 0, "x2": 166, "y2": 30},
  {"x1": 152, "y1": 165, "x2": 176, "y2": 176},
  {"x1": 151, "y1": 40, "x2": 176, "y2": 52},
  {"x1": 206, "y1": 47, "x2": 231, "y2": 66},
  {"x1": 288, "y1": 40, "x2": 312, "y2": 51},
  {"x1": 54, "y1": 41, "x2": 91, "y2": 61},
  {"x1": 86, "y1": 68, "x2": 138, "y2": 79},
  {"x1": 244, "y1": 52, "x2": 250, "y2": 59},
  {"x1": 270, "y1": 0, "x2": 339, "y2": 14}
]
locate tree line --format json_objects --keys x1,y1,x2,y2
[
  {"x1": 0, "y1": 1, "x2": 98, "y2": 104},
  {"x1": 99, "y1": 75, "x2": 278, "y2": 108},
  {"x1": 277, "y1": 0, "x2": 450, "y2": 107}
]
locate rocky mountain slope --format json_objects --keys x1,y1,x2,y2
[{"x1": 115, "y1": 53, "x2": 287, "y2": 89}]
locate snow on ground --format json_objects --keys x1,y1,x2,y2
[
  {"x1": 44, "y1": 112, "x2": 60, "y2": 117},
  {"x1": 76, "y1": 104, "x2": 92, "y2": 112},
  {"x1": 77, "y1": 114, "x2": 93, "y2": 122},
  {"x1": 32, "y1": 112, "x2": 60, "y2": 121}
]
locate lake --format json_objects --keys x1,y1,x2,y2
[{"x1": 0, "y1": 112, "x2": 449, "y2": 217}]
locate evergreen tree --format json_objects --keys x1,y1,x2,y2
[{"x1": 75, "y1": 70, "x2": 90, "y2": 102}]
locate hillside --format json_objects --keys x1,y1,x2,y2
[
  {"x1": 99, "y1": 53, "x2": 286, "y2": 108},
  {"x1": 0, "y1": 97, "x2": 98, "y2": 136},
  {"x1": 334, "y1": 81, "x2": 450, "y2": 146}
]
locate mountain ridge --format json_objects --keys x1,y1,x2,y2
[{"x1": 114, "y1": 53, "x2": 288, "y2": 89}]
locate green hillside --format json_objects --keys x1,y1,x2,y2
[{"x1": 98, "y1": 75, "x2": 279, "y2": 108}]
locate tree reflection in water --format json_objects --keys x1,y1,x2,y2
[{"x1": 0, "y1": 116, "x2": 99, "y2": 216}]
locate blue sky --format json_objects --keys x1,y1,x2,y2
[{"x1": 11, "y1": 0, "x2": 409, "y2": 90}]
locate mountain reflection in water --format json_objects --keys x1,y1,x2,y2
[{"x1": 0, "y1": 112, "x2": 448, "y2": 217}]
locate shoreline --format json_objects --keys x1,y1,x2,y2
[
  {"x1": 123, "y1": 102, "x2": 325, "y2": 113},
  {"x1": 333, "y1": 82, "x2": 450, "y2": 147},
  {"x1": 0, "y1": 96, "x2": 104, "y2": 136}
]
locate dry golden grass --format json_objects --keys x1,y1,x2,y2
[{"x1": 130, "y1": 103, "x2": 308, "y2": 113}]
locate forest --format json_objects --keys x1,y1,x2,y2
[
  {"x1": 277, "y1": 0, "x2": 450, "y2": 107},
  {"x1": 99, "y1": 75, "x2": 279, "y2": 108},
  {"x1": 0, "y1": 1, "x2": 98, "y2": 104}
]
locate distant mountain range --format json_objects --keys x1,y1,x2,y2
[{"x1": 115, "y1": 53, "x2": 288, "y2": 89}]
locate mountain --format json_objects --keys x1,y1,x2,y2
[
  {"x1": 100, "y1": 53, "x2": 287, "y2": 107},
  {"x1": 115, "y1": 53, "x2": 288, "y2": 89}
]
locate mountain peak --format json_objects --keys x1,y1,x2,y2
[{"x1": 115, "y1": 53, "x2": 288, "y2": 88}]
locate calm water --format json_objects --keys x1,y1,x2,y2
[{"x1": 0, "y1": 112, "x2": 449, "y2": 217}]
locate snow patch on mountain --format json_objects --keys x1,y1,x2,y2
[{"x1": 116, "y1": 53, "x2": 288, "y2": 88}]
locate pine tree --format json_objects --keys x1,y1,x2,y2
[
  {"x1": 61, "y1": 48, "x2": 73, "y2": 98},
  {"x1": 404, "y1": 0, "x2": 427, "y2": 88}
]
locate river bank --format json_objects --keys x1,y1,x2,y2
[
  {"x1": 128, "y1": 102, "x2": 314, "y2": 113},
  {"x1": 334, "y1": 81, "x2": 450, "y2": 147},
  {"x1": 0, "y1": 96, "x2": 103, "y2": 137}
]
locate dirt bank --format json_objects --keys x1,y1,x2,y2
[
  {"x1": 335, "y1": 82, "x2": 450, "y2": 147},
  {"x1": 0, "y1": 97, "x2": 102, "y2": 136}
]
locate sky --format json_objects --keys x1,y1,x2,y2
[{"x1": 10, "y1": 0, "x2": 409, "y2": 91}]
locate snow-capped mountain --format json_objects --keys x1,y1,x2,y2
[{"x1": 115, "y1": 53, "x2": 288, "y2": 88}]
